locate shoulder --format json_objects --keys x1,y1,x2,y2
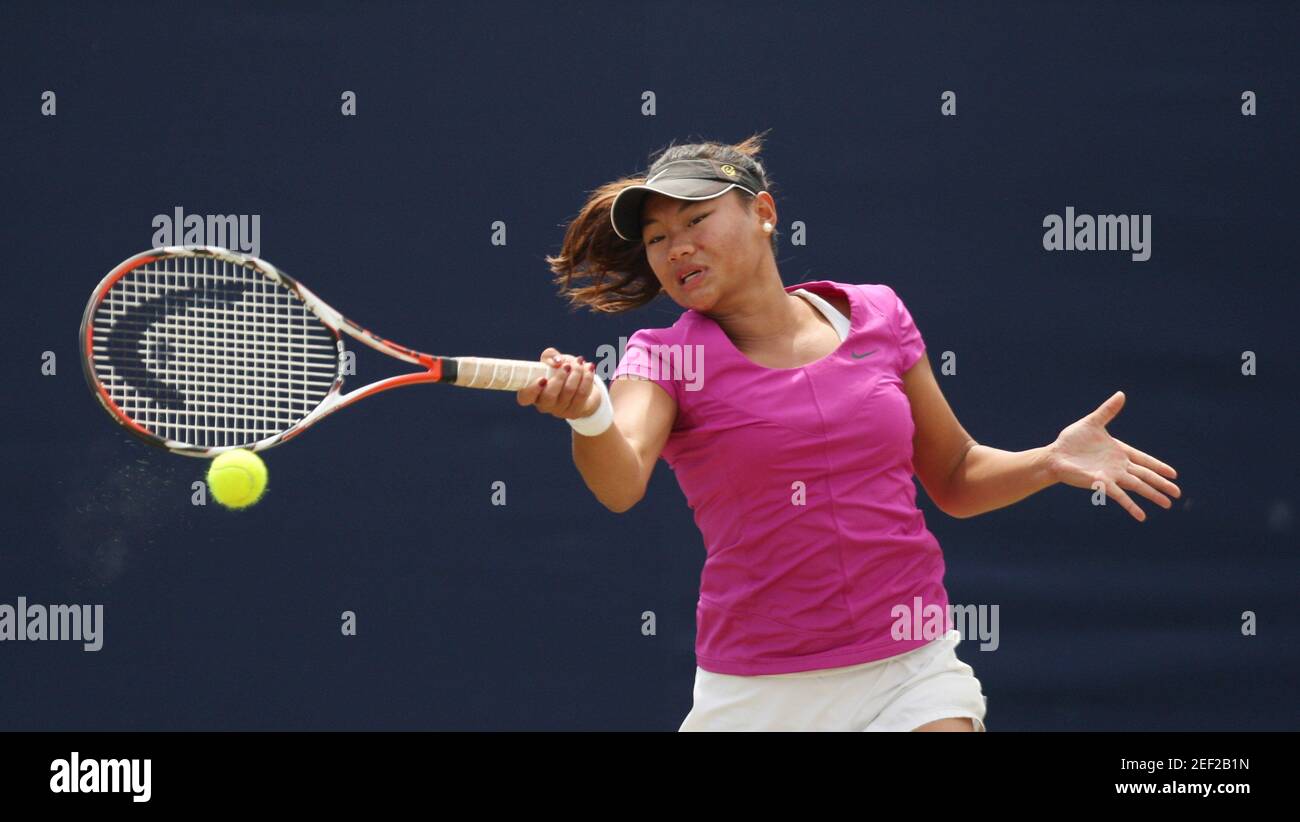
[
  {"x1": 625, "y1": 309, "x2": 706, "y2": 347},
  {"x1": 613, "y1": 312, "x2": 702, "y2": 395},
  {"x1": 850, "y1": 282, "x2": 904, "y2": 315},
  {"x1": 802, "y1": 280, "x2": 903, "y2": 324},
  {"x1": 805, "y1": 285, "x2": 851, "y2": 320},
  {"x1": 792, "y1": 279, "x2": 867, "y2": 320}
]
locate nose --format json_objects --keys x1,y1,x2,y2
[{"x1": 668, "y1": 241, "x2": 694, "y2": 263}]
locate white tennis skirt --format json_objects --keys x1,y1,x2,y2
[{"x1": 679, "y1": 628, "x2": 988, "y2": 731}]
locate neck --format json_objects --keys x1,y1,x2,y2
[{"x1": 705, "y1": 259, "x2": 808, "y2": 349}]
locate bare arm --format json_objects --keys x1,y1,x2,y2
[
  {"x1": 572, "y1": 377, "x2": 675, "y2": 512},
  {"x1": 903, "y1": 353, "x2": 1055, "y2": 519},
  {"x1": 904, "y1": 355, "x2": 1180, "y2": 521},
  {"x1": 516, "y1": 348, "x2": 676, "y2": 513},
  {"x1": 940, "y1": 445, "x2": 1058, "y2": 519}
]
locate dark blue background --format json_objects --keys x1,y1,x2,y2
[{"x1": 2, "y1": 1, "x2": 1296, "y2": 730}]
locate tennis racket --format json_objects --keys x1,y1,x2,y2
[{"x1": 80, "y1": 245, "x2": 567, "y2": 457}]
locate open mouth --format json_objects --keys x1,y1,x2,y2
[{"x1": 679, "y1": 268, "x2": 705, "y2": 285}]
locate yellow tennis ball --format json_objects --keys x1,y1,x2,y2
[{"x1": 206, "y1": 449, "x2": 268, "y2": 509}]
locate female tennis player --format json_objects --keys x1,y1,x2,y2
[{"x1": 517, "y1": 133, "x2": 1181, "y2": 731}]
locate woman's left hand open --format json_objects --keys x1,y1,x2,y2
[{"x1": 1045, "y1": 391, "x2": 1181, "y2": 522}]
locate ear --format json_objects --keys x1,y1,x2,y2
[{"x1": 751, "y1": 190, "x2": 777, "y2": 225}]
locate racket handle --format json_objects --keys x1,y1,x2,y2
[{"x1": 452, "y1": 356, "x2": 566, "y2": 391}]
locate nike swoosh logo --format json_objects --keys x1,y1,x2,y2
[
  {"x1": 104, "y1": 282, "x2": 252, "y2": 410},
  {"x1": 851, "y1": 349, "x2": 878, "y2": 359}
]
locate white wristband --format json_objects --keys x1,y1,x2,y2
[{"x1": 567, "y1": 373, "x2": 614, "y2": 437}]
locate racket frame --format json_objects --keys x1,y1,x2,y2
[{"x1": 81, "y1": 245, "x2": 557, "y2": 457}]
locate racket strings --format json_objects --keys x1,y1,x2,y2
[{"x1": 90, "y1": 254, "x2": 338, "y2": 449}]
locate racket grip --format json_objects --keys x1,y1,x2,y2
[{"x1": 452, "y1": 357, "x2": 565, "y2": 391}]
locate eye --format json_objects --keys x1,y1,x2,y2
[{"x1": 644, "y1": 212, "x2": 709, "y2": 246}]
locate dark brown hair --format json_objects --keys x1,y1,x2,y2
[{"x1": 548, "y1": 130, "x2": 779, "y2": 314}]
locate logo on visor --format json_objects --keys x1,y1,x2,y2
[{"x1": 720, "y1": 164, "x2": 738, "y2": 177}]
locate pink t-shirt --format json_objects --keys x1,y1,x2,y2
[{"x1": 611, "y1": 280, "x2": 952, "y2": 675}]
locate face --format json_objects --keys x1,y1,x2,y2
[{"x1": 639, "y1": 189, "x2": 773, "y2": 311}]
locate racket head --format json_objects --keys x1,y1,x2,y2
[{"x1": 80, "y1": 246, "x2": 346, "y2": 456}]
